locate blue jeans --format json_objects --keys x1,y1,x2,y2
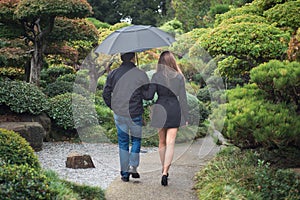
[{"x1": 114, "y1": 114, "x2": 142, "y2": 177}]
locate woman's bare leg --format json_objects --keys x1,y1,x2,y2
[
  {"x1": 158, "y1": 128, "x2": 167, "y2": 171},
  {"x1": 162, "y1": 128, "x2": 178, "y2": 175}
]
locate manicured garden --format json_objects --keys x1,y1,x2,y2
[{"x1": 0, "y1": 0, "x2": 300, "y2": 199}]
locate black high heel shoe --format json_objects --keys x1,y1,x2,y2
[{"x1": 161, "y1": 175, "x2": 168, "y2": 186}]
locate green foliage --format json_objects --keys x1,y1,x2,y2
[
  {"x1": 15, "y1": 0, "x2": 92, "y2": 20},
  {"x1": 41, "y1": 64, "x2": 75, "y2": 84},
  {"x1": 48, "y1": 93, "x2": 98, "y2": 130},
  {"x1": 0, "y1": 80, "x2": 49, "y2": 115},
  {"x1": 159, "y1": 18, "x2": 184, "y2": 36},
  {"x1": 250, "y1": 60, "x2": 300, "y2": 106},
  {"x1": 187, "y1": 93, "x2": 209, "y2": 125},
  {"x1": 195, "y1": 146, "x2": 300, "y2": 200},
  {"x1": 0, "y1": 23, "x2": 24, "y2": 38},
  {"x1": 170, "y1": 28, "x2": 211, "y2": 57},
  {"x1": 48, "y1": 18, "x2": 99, "y2": 44},
  {"x1": 87, "y1": 17, "x2": 110, "y2": 29},
  {"x1": 219, "y1": 14, "x2": 267, "y2": 26},
  {"x1": 220, "y1": 84, "x2": 300, "y2": 148},
  {"x1": 0, "y1": 67, "x2": 24, "y2": 80},
  {"x1": 172, "y1": 0, "x2": 211, "y2": 31},
  {"x1": 254, "y1": 0, "x2": 294, "y2": 11},
  {"x1": 200, "y1": 22, "x2": 290, "y2": 67},
  {"x1": 208, "y1": 4, "x2": 230, "y2": 19},
  {"x1": 263, "y1": 1, "x2": 300, "y2": 31},
  {"x1": 217, "y1": 55, "x2": 251, "y2": 83},
  {"x1": 44, "y1": 170, "x2": 105, "y2": 200},
  {"x1": 0, "y1": 164, "x2": 53, "y2": 200},
  {"x1": 0, "y1": 38, "x2": 30, "y2": 68},
  {"x1": 43, "y1": 80, "x2": 90, "y2": 98},
  {"x1": 0, "y1": 128, "x2": 40, "y2": 168},
  {"x1": 255, "y1": 159, "x2": 300, "y2": 200},
  {"x1": 214, "y1": 2, "x2": 263, "y2": 26}
]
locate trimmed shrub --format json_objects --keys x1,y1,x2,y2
[
  {"x1": 220, "y1": 85, "x2": 300, "y2": 148},
  {"x1": 195, "y1": 146, "x2": 300, "y2": 200},
  {"x1": 250, "y1": 60, "x2": 300, "y2": 106},
  {"x1": 48, "y1": 93, "x2": 98, "y2": 130},
  {"x1": 0, "y1": 128, "x2": 40, "y2": 168},
  {"x1": 40, "y1": 64, "x2": 75, "y2": 84},
  {"x1": 43, "y1": 80, "x2": 90, "y2": 98},
  {"x1": 0, "y1": 80, "x2": 49, "y2": 115},
  {"x1": 263, "y1": 1, "x2": 300, "y2": 30},
  {"x1": 0, "y1": 164, "x2": 53, "y2": 200}
]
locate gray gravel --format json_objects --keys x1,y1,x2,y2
[{"x1": 36, "y1": 142, "x2": 158, "y2": 189}]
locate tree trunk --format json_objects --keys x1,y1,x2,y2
[{"x1": 29, "y1": 40, "x2": 43, "y2": 86}]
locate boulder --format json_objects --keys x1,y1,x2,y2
[
  {"x1": 0, "y1": 111, "x2": 51, "y2": 141},
  {"x1": 0, "y1": 122, "x2": 46, "y2": 151},
  {"x1": 66, "y1": 152, "x2": 95, "y2": 169}
]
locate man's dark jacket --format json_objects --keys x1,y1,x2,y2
[{"x1": 102, "y1": 61, "x2": 149, "y2": 118}]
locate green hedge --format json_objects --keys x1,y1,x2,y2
[
  {"x1": 219, "y1": 84, "x2": 300, "y2": 148},
  {"x1": 0, "y1": 80, "x2": 49, "y2": 115},
  {"x1": 195, "y1": 146, "x2": 300, "y2": 200},
  {"x1": 40, "y1": 64, "x2": 75, "y2": 84},
  {"x1": 250, "y1": 60, "x2": 300, "y2": 106},
  {"x1": 0, "y1": 128, "x2": 40, "y2": 168},
  {"x1": 43, "y1": 80, "x2": 90, "y2": 98},
  {"x1": 48, "y1": 93, "x2": 98, "y2": 130}
]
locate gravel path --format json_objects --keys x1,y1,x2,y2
[{"x1": 35, "y1": 142, "x2": 158, "y2": 189}]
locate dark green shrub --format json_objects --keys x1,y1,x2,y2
[
  {"x1": 48, "y1": 93, "x2": 98, "y2": 130},
  {"x1": 221, "y1": 85, "x2": 300, "y2": 148},
  {"x1": 95, "y1": 105, "x2": 113, "y2": 125},
  {"x1": 263, "y1": 1, "x2": 300, "y2": 30},
  {"x1": 197, "y1": 87, "x2": 211, "y2": 102},
  {"x1": 43, "y1": 80, "x2": 90, "y2": 98},
  {"x1": 40, "y1": 64, "x2": 75, "y2": 84},
  {"x1": 0, "y1": 128, "x2": 40, "y2": 168},
  {"x1": 195, "y1": 146, "x2": 300, "y2": 200},
  {"x1": 255, "y1": 159, "x2": 300, "y2": 200},
  {"x1": 87, "y1": 17, "x2": 110, "y2": 29},
  {"x1": 187, "y1": 93, "x2": 209, "y2": 125},
  {"x1": 0, "y1": 164, "x2": 53, "y2": 200},
  {"x1": 214, "y1": 3, "x2": 263, "y2": 26},
  {"x1": 250, "y1": 60, "x2": 300, "y2": 106},
  {"x1": 0, "y1": 67, "x2": 25, "y2": 80},
  {"x1": 0, "y1": 80, "x2": 49, "y2": 115},
  {"x1": 56, "y1": 73, "x2": 76, "y2": 82}
]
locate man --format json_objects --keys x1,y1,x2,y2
[{"x1": 102, "y1": 52, "x2": 149, "y2": 182}]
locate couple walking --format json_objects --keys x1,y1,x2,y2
[{"x1": 102, "y1": 51, "x2": 189, "y2": 186}]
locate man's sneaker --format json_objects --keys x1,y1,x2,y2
[
  {"x1": 121, "y1": 175, "x2": 129, "y2": 182},
  {"x1": 128, "y1": 166, "x2": 140, "y2": 178}
]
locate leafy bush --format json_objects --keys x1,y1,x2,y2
[
  {"x1": 214, "y1": 3, "x2": 263, "y2": 26},
  {"x1": 159, "y1": 18, "x2": 184, "y2": 36},
  {"x1": 250, "y1": 60, "x2": 300, "y2": 106},
  {"x1": 195, "y1": 146, "x2": 300, "y2": 200},
  {"x1": 200, "y1": 22, "x2": 290, "y2": 66},
  {"x1": 40, "y1": 64, "x2": 75, "y2": 84},
  {"x1": 43, "y1": 80, "x2": 90, "y2": 98},
  {"x1": 47, "y1": 93, "x2": 98, "y2": 130},
  {"x1": 0, "y1": 80, "x2": 49, "y2": 115},
  {"x1": 263, "y1": 1, "x2": 300, "y2": 30},
  {"x1": 0, "y1": 128, "x2": 40, "y2": 168},
  {"x1": 87, "y1": 17, "x2": 110, "y2": 29},
  {"x1": 220, "y1": 85, "x2": 300, "y2": 148},
  {"x1": 0, "y1": 67, "x2": 24, "y2": 80},
  {"x1": 0, "y1": 164, "x2": 53, "y2": 200}
]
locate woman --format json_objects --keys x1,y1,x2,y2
[{"x1": 144, "y1": 51, "x2": 189, "y2": 186}]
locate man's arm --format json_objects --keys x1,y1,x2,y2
[{"x1": 102, "y1": 74, "x2": 113, "y2": 109}]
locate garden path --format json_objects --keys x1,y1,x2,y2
[{"x1": 105, "y1": 135, "x2": 220, "y2": 200}]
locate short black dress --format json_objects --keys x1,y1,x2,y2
[{"x1": 146, "y1": 72, "x2": 189, "y2": 128}]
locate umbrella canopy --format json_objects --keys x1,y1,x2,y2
[{"x1": 95, "y1": 25, "x2": 175, "y2": 55}]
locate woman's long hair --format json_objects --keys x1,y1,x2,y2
[
  {"x1": 156, "y1": 51, "x2": 183, "y2": 87},
  {"x1": 157, "y1": 51, "x2": 182, "y2": 74}
]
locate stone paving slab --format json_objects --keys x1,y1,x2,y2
[{"x1": 105, "y1": 135, "x2": 220, "y2": 200}]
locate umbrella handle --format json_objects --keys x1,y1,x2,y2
[{"x1": 136, "y1": 53, "x2": 139, "y2": 67}]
